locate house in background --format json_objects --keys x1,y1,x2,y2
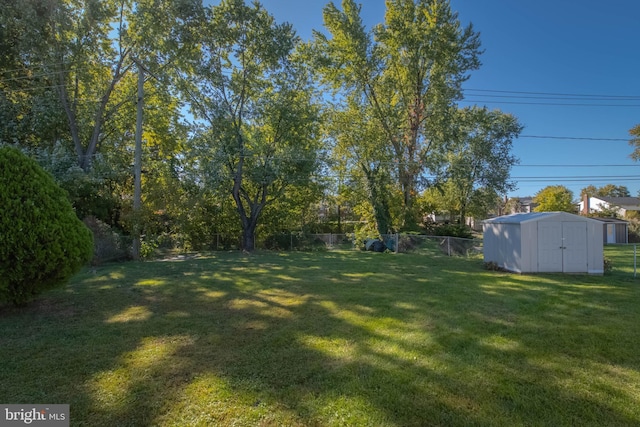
[
  {"x1": 579, "y1": 195, "x2": 640, "y2": 217},
  {"x1": 504, "y1": 196, "x2": 538, "y2": 214},
  {"x1": 578, "y1": 195, "x2": 638, "y2": 244}
]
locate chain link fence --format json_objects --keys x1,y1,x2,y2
[
  {"x1": 200, "y1": 232, "x2": 482, "y2": 257},
  {"x1": 391, "y1": 234, "x2": 483, "y2": 257}
]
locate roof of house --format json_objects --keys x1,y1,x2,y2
[{"x1": 595, "y1": 196, "x2": 640, "y2": 206}]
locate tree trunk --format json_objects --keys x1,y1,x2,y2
[
  {"x1": 364, "y1": 166, "x2": 393, "y2": 236},
  {"x1": 242, "y1": 221, "x2": 257, "y2": 252}
]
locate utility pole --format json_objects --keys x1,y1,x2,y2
[{"x1": 132, "y1": 59, "x2": 144, "y2": 259}]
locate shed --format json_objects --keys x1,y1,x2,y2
[
  {"x1": 483, "y1": 212, "x2": 604, "y2": 274},
  {"x1": 591, "y1": 217, "x2": 628, "y2": 244}
]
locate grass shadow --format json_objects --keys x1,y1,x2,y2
[{"x1": 1, "y1": 250, "x2": 640, "y2": 425}]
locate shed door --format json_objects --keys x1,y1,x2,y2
[
  {"x1": 606, "y1": 224, "x2": 615, "y2": 244},
  {"x1": 562, "y1": 222, "x2": 588, "y2": 272},
  {"x1": 537, "y1": 222, "x2": 588, "y2": 272},
  {"x1": 538, "y1": 222, "x2": 563, "y2": 272}
]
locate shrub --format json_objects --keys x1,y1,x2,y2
[
  {"x1": 0, "y1": 146, "x2": 93, "y2": 306},
  {"x1": 484, "y1": 261, "x2": 507, "y2": 272},
  {"x1": 424, "y1": 223, "x2": 473, "y2": 239},
  {"x1": 83, "y1": 216, "x2": 131, "y2": 265}
]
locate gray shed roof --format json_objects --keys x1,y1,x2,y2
[
  {"x1": 483, "y1": 211, "x2": 600, "y2": 225},
  {"x1": 590, "y1": 217, "x2": 628, "y2": 224}
]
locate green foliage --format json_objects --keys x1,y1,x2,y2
[
  {"x1": 533, "y1": 185, "x2": 576, "y2": 213},
  {"x1": 263, "y1": 232, "x2": 329, "y2": 252},
  {"x1": 313, "y1": 0, "x2": 483, "y2": 231},
  {"x1": 82, "y1": 216, "x2": 131, "y2": 265},
  {"x1": 184, "y1": 0, "x2": 323, "y2": 251},
  {"x1": 139, "y1": 239, "x2": 159, "y2": 260},
  {"x1": 353, "y1": 222, "x2": 382, "y2": 250},
  {"x1": 0, "y1": 146, "x2": 93, "y2": 305},
  {"x1": 627, "y1": 219, "x2": 640, "y2": 243},
  {"x1": 31, "y1": 143, "x2": 123, "y2": 224},
  {"x1": 444, "y1": 106, "x2": 522, "y2": 222},
  {"x1": 424, "y1": 223, "x2": 473, "y2": 239},
  {"x1": 629, "y1": 123, "x2": 640, "y2": 161},
  {"x1": 580, "y1": 184, "x2": 630, "y2": 198}
]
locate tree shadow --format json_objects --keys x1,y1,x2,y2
[{"x1": 1, "y1": 251, "x2": 639, "y2": 425}]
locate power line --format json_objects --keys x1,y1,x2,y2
[
  {"x1": 513, "y1": 175, "x2": 640, "y2": 179},
  {"x1": 463, "y1": 93, "x2": 640, "y2": 102},
  {"x1": 461, "y1": 99, "x2": 640, "y2": 107},
  {"x1": 463, "y1": 88, "x2": 640, "y2": 99},
  {"x1": 514, "y1": 164, "x2": 640, "y2": 167},
  {"x1": 0, "y1": 60, "x2": 79, "y2": 76},
  {"x1": 519, "y1": 135, "x2": 630, "y2": 142}
]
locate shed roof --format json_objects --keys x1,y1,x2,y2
[
  {"x1": 483, "y1": 211, "x2": 600, "y2": 225},
  {"x1": 590, "y1": 217, "x2": 628, "y2": 224}
]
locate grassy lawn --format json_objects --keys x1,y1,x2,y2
[{"x1": 1, "y1": 246, "x2": 640, "y2": 426}]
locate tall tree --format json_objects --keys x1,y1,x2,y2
[
  {"x1": 182, "y1": 0, "x2": 322, "y2": 251},
  {"x1": 444, "y1": 106, "x2": 521, "y2": 222},
  {"x1": 533, "y1": 185, "x2": 575, "y2": 213},
  {"x1": 44, "y1": 0, "x2": 138, "y2": 171},
  {"x1": 325, "y1": 100, "x2": 397, "y2": 235},
  {"x1": 0, "y1": 0, "x2": 67, "y2": 148},
  {"x1": 313, "y1": 0, "x2": 481, "y2": 229}
]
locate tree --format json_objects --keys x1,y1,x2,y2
[
  {"x1": 580, "y1": 184, "x2": 630, "y2": 198},
  {"x1": 444, "y1": 106, "x2": 521, "y2": 223},
  {"x1": 325, "y1": 101, "x2": 398, "y2": 235},
  {"x1": 313, "y1": 0, "x2": 482, "y2": 230},
  {"x1": 630, "y1": 123, "x2": 640, "y2": 161},
  {"x1": 0, "y1": 0, "x2": 68, "y2": 148},
  {"x1": 182, "y1": 0, "x2": 322, "y2": 251},
  {"x1": 1, "y1": 0, "x2": 215, "y2": 253},
  {"x1": 533, "y1": 185, "x2": 575, "y2": 213},
  {"x1": 0, "y1": 146, "x2": 93, "y2": 306}
]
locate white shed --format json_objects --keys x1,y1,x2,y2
[{"x1": 483, "y1": 212, "x2": 604, "y2": 274}]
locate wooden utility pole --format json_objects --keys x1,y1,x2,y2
[{"x1": 132, "y1": 60, "x2": 144, "y2": 259}]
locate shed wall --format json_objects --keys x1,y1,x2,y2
[
  {"x1": 520, "y1": 221, "x2": 537, "y2": 273},
  {"x1": 587, "y1": 222, "x2": 604, "y2": 274},
  {"x1": 483, "y1": 212, "x2": 604, "y2": 275},
  {"x1": 601, "y1": 223, "x2": 628, "y2": 244},
  {"x1": 483, "y1": 223, "x2": 522, "y2": 272}
]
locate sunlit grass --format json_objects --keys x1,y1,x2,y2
[{"x1": 0, "y1": 247, "x2": 639, "y2": 425}]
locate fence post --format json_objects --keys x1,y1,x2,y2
[
  {"x1": 395, "y1": 233, "x2": 399, "y2": 254},
  {"x1": 635, "y1": 244, "x2": 637, "y2": 278},
  {"x1": 447, "y1": 236, "x2": 451, "y2": 256}
]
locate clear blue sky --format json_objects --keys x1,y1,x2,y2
[{"x1": 211, "y1": 0, "x2": 640, "y2": 200}]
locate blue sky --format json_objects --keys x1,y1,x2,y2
[{"x1": 212, "y1": 0, "x2": 640, "y2": 199}]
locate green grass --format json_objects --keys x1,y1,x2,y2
[{"x1": 1, "y1": 246, "x2": 640, "y2": 426}]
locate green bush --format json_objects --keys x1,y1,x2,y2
[
  {"x1": 0, "y1": 146, "x2": 93, "y2": 306},
  {"x1": 424, "y1": 223, "x2": 473, "y2": 239},
  {"x1": 83, "y1": 216, "x2": 131, "y2": 265}
]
